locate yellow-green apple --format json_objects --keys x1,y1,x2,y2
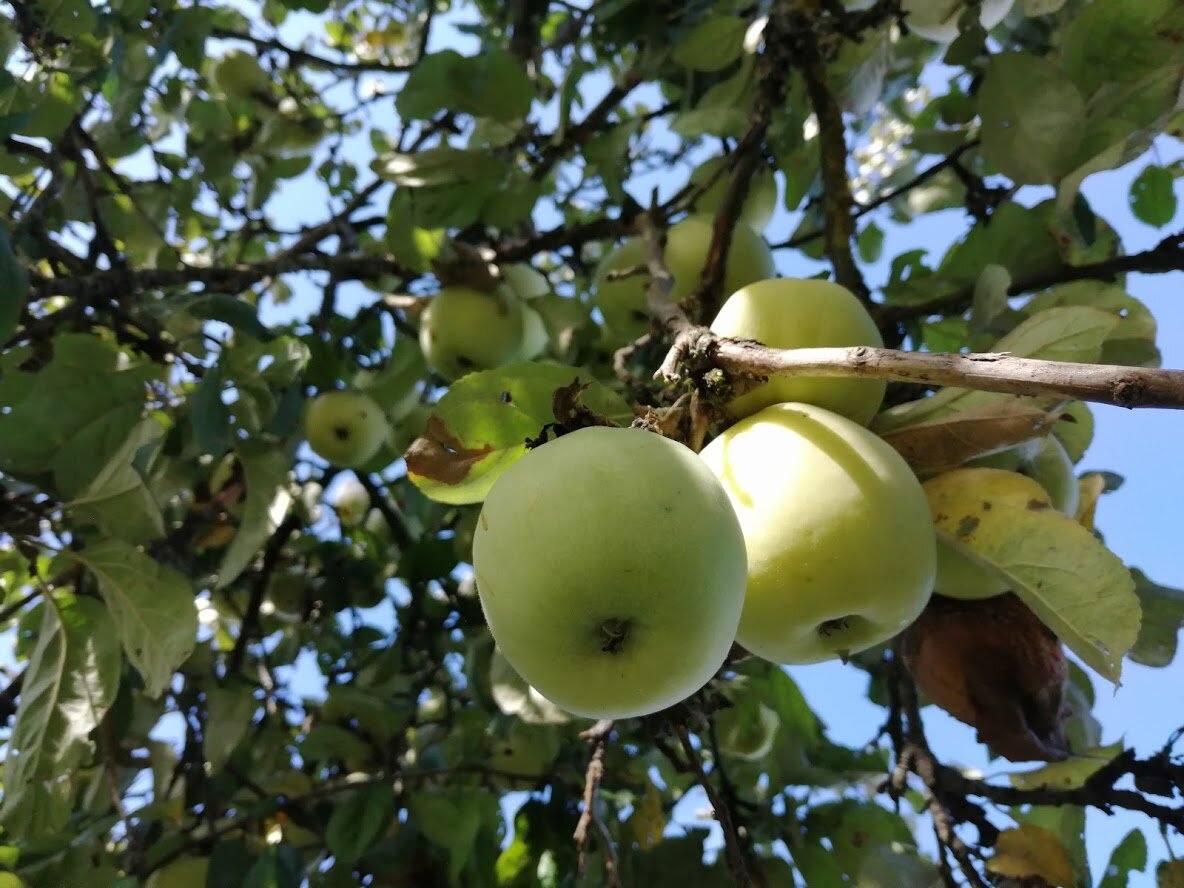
[
  {"x1": 594, "y1": 213, "x2": 775, "y2": 342},
  {"x1": 488, "y1": 721, "x2": 560, "y2": 785},
  {"x1": 901, "y1": 0, "x2": 1014, "y2": 42},
  {"x1": 472, "y1": 426, "x2": 747, "y2": 719},
  {"x1": 923, "y1": 467, "x2": 1052, "y2": 600},
  {"x1": 688, "y1": 156, "x2": 779, "y2": 232},
  {"x1": 304, "y1": 390, "x2": 390, "y2": 467},
  {"x1": 700, "y1": 402, "x2": 935, "y2": 664},
  {"x1": 330, "y1": 476, "x2": 370, "y2": 526},
  {"x1": 418, "y1": 284, "x2": 525, "y2": 380},
  {"x1": 512, "y1": 304, "x2": 550, "y2": 361},
  {"x1": 710, "y1": 277, "x2": 886, "y2": 425},
  {"x1": 969, "y1": 435, "x2": 1078, "y2": 516}
]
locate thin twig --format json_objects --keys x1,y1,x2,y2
[
  {"x1": 674, "y1": 722, "x2": 751, "y2": 887},
  {"x1": 573, "y1": 720, "x2": 619, "y2": 887}
]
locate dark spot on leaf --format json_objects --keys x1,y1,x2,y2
[
  {"x1": 405, "y1": 415, "x2": 495, "y2": 486},
  {"x1": 501, "y1": 391, "x2": 512, "y2": 404}
]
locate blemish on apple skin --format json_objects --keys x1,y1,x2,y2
[
  {"x1": 1026, "y1": 499, "x2": 1051, "y2": 511},
  {"x1": 333, "y1": 425, "x2": 350, "y2": 441},
  {"x1": 955, "y1": 515, "x2": 979, "y2": 538}
]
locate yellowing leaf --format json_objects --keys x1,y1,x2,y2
[
  {"x1": 936, "y1": 497, "x2": 1140, "y2": 684},
  {"x1": 630, "y1": 779, "x2": 666, "y2": 851},
  {"x1": 1075, "y1": 472, "x2": 1107, "y2": 529},
  {"x1": 988, "y1": 825, "x2": 1076, "y2": 887},
  {"x1": 1158, "y1": 859, "x2": 1184, "y2": 888}
]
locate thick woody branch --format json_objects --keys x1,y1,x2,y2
[
  {"x1": 708, "y1": 339, "x2": 1184, "y2": 410},
  {"x1": 796, "y1": 24, "x2": 869, "y2": 302}
]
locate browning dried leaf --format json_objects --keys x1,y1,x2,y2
[
  {"x1": 902, "y1": 593, "x2": 1071, "y2": 762},
  {"x1": 551, "y1": 379, "x2": 620, "y2": 431},
  {"x1": 882, "y1": 402, "x2": 1061, "y2": 475},
  {"x1": 404, "y1": 415, "x2": 495, "y2": 485}
]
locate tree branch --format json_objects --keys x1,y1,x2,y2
[
  {"x1": 573, "y1": 720, "x2": 620, "y2": 887},
  {"x1": 674, "y1": 722, "x2": 751, "y2": 888}
]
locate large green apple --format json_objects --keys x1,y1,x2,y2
[
  {"x1": 304, "y1": 390, "x2": 391, "y2": 467},
  {"x1": 700, "y1": 402, "x2": 935, "y2": 664},
  {"x1": 472, "y1": 426, "x2": 747, "y2": 719},
  {"x1": 688, "y1": 156, "x2": 779, "y2": 232},
  {"x1": 924, "y1": 467, "x2": 1053, "y2": 600},
  {"x1": 594, "y1": 213, "x2": 775, "y2": 342},
  {"x1": 969, "y1": 435, "x2": 1078, "y2": 516},
  {"x1": 418, "y1": 284, "x2": 525, "y2": 381},
  {"x1": 710, "y1": 277, "x2": 886, "y2": 425},
  {"x1": 901, "y1": 0, "x2": 1014, "y2": 42}
]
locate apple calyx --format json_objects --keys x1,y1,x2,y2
[{"x1": 599, "y1": 617, "x2": 632, "y2": 654}]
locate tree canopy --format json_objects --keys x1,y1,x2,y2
[{"x1": 1, "y1": 0, "x2": 1183, "y2": 886}]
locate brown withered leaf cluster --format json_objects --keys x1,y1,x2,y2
[
  {"x1": 902, "y1": 592, "x2": 1071, "y2": 762},
  {"x1": 404, "y1": 415, "x2": 494, "y2": 484}
]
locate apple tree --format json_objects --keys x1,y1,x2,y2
[{"x1": 1, "y1": 0, "x2": 1184, "y2": 885}]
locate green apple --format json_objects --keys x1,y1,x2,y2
[
  {"x1": 418, "y1": 284, "x2": 525, "y2": 381},
  {"x1": 594, "y1": 213, "x2": 775, "y2": 342},
  {"x1": 716, "y1": 699, "x2": 779, "y2": 761},
  {"x1": 266, "y1": 571, "x2": 310, "y2": 618},
  {"x1": 969, "y1": 435, "x2": 1078, "y2": 516},
  {"x1": 472, "y1": 426, "x2": 747, "y2": 719},
  {"x1": 901, "y1": 0, "x2": 1014, "y2": 42},
  {"x1": 512, "y1": 304, "x2": 550, "y2": 361},
  {"x1": 700, "y1": 402, "x2": 936, "y2": 664},
  {"x1": 146, "y1": 856, "x2": 210, "y2": 888},
  {"x1": 923, "y1": 467, "x2": 1052, "y2": 600},
  {"x1": 211, "y1": 50, "x2": 272, "y2": 102},
  {"x1": 688, "y1": 156, "x2": 779, "y2": 232},
  {"x1": 304, "y1": 390, "x2": 390, "y2": 467},
  {"x1": 488, "y1": 721, "x2": 560, "y2": 784},
  {"x1": 710, "y1": 277, "x2": 886, "y2": 425},
  {"x1": 501, "y1": 263, "x2": 551, "y2": 300},
  {"x1": 330, "y1": 476, "x2": 370, "y2": 526}
]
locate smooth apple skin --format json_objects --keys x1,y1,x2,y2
[
  {"x1": 419, "y1": 284, "x2": 524, "y2": 381},
  {"x1": 902, "y1": 0, "x2": 1014, "y2": 42},
  {"x1": 710, "y1": 278, "x2": 886, "y2": 425},
  {"x1": 304, "y1": 390, "x2": 390, "y2": 467},
  {"x1": 688, "y1": 156, "x2": 779, "y2": 232},
  {"x1": 700, "y1": 403, "x2": 936, "y2": 665},
  {"x1": 924, "y1": 467, "x2": 1053, "y2": 600},
  {"x1": 969, "y1": 435, "x2": 1079, "y2": 517},
  {"x1": 595, "y1": 214, "x2": 775, "y2": 342},
  {"x1": 472, "y1": 426, "x2": 747, "y2": 720}
]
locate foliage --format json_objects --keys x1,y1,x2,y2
[{"x1": 0, "y1": 0, "x2": 1182, "y2": 886}]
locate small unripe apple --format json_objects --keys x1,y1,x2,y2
[
  {"x1": 418, "y1": 285, "x2": 525, "y2": 381},
  {"x1": 700, "y1": 403, "x2": 936, "y2": 664},
  {"x1": 501, "y1": 263, "x2": 551, "y2": 300},
  {"x1": 146, "y1": 856, "x2": 210, "y2": 888},
  {"x1": 266, "y1": 571, "x2": 310, "y2": 617},
  {"x1": 901, "y1": 0, "x2": 1014, "y2": 42},
  {"x1": 304, "y1": 390, "x2": 390, "y2": 467},
  {"x1": 688, "y1": 156, "x2": 779, "y2": 232},
  {"x1": 330, "y1": 476, "x2": 370, "y2": 526},
  {"x1": 716, "y1": 700, "x2": 779, "y2": 761},
  {"x1": 488, "y1": 721, "x2": 560, "y2": 785},
  {"x1": 211, "y1": 50, "x2": 272, "y2": 102},
  {"x1": 710, "y1": 278, "x2": 886, "y2": 425},
  {"x1": 512, "y1": 305, "x2": 550, "y2": 361},
  {"x1": 473, "y1": 427, "x2": 747, "y2": 719},
  {"x1": 923, "y1": 467, "x2": 1052, "y2": 600},
  {"x1": 595, "y1": 214, "x2": 775, "y2": 342}
]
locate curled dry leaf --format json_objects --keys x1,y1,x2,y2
[
  {"x1": 902, "y1": 593, "x2": 1071, "y2": 762},
  {"x1": 404, "y1": 415, "x2": 495, "y2": 485},
  {"x1": 880, "y1": 401, "x2": 1061, "y2": 475},
  {"x1": 551, "y1": 379, "x2": 621, "y2": 431}
]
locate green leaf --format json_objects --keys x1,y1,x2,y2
[
  {"x1": 1097, "y1": 829, "x2": 1148, "y2": 888},
  {"x1": 1129, "y1": 164, "x2": 1178, "y2": 227},
  {"x1": 191, "y1": 364, "x2": 233, "y2": 456},
  {"x1": 0, "y1": 596, "x2": 121, "y2": 840},
  {"x1": 1007, "y1": 741, "x2": 1123, "y2": 790},
  {"x1": 188, "y1": 293, "x2": 273, "y2": 340},
  {"x1": 395, "y1": 49, "x2": 533, "y2": 122},
  {"x1": 204, "y1": 681, "x2": 257, "y2": 771},
  {"x1": 938, "y1": 202, "x2": 1063, "y2": 290},
  {"x1": 67, "y1": 417, "x2": 166, "y2": 543},
  {"x1": 858, "y1": 847, "x2": 942, "y2": 888},
  {"x1": 406, "y1": 362, "x2": 632, "y2": 505},
  {"x1": 671, "y1": 16, "x2": 749, "y2": 72},
  {"x1": 856, "y1": 222, "x2": 885, "y2": 264},
  {"x1": 875, "y1": 306, "x2": 1120, "y2": 432},
  {"x1": 373, "y1": 146, "x2": 506, "y2": 189},
  {"x1": 325, "y1": 783, "x2": 397, "y2": 865},
  {"x1": 1061, "y1": 0, "x2": 1183, "y2": 98},
  {"x1": 1024, "y1": 282, "x2": 1160, "y2": 368},
  {"x1": 385, "y1": 190, "x2": 446, "y2": 273},
  {"x1": 409, "y1": 789, "x2": 496, "y2": 883},
  {"x1": 802, "y1": 800, "x2": 913, "y2": 880},
  {"x1": 936, "y1": 501, "x2": 1140, "y2": 684},
  {"x1": 66, "y1": 539, "x2": 197, "y2": 696},
  {"x1": 0, "y1": 334, "x2": 159, "y2": 482},
  {"x1": 978, "y1": 52, "x2": 1086, "y2": 185},
  {"x1": 1128, "y1": 568, "x2": 1184, "y2": 667},
  {"x1": 217, "y1": 442, "x2": 294, "y2": 589},
  {"x1": 0, "y1": 223, "x2": 26, "y2": 344}
]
